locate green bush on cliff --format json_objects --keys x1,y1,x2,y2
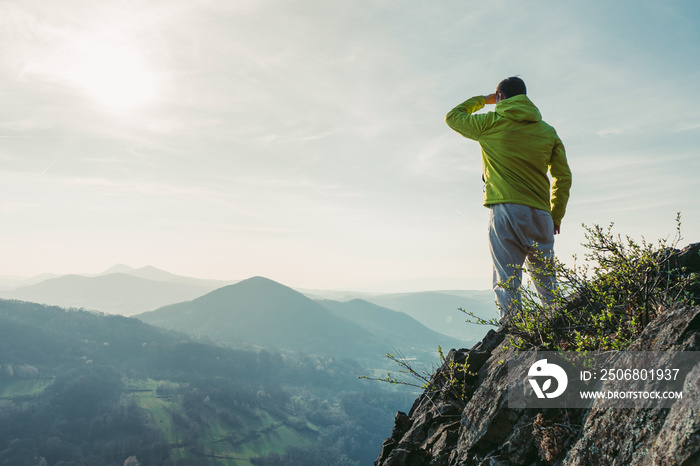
[
  {"x1": 365, "y1": 215, "x2": 698, "y2": 400},
  {"x1": 501, "y1": 213, "x2": 698, "y2": 351},
  {"x1": 359, "y1": 347, "x2": 475, "y2": 403}
]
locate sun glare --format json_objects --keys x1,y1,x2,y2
[{"x1": 68, "y1": 41, "x2": 156, "y2": 109}]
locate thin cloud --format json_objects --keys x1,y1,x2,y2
[{"x1": 1, "y1": 0, "x2": 699, "y2": 288}]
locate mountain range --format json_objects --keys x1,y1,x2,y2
[
  {"x1": 136, "y1": 276, "x2": 464, "y2": 363},
  {"x1": 0, "y1": 298, "x2": 408, "y2": 465},
  {"x1": 363, "y1": 290, "x2": 497, "y2": 341},
  {"x1": 0, "y1": 265, "x2": 236, "y2": 316},
  {"x1": 0, "y1": 265, "x2": 497, "y2": 342},
  {"x1": 0, "y1": 266, "x2": 495, "y2": 463}
]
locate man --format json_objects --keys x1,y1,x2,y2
[{"x1": 445, "y1": 77, "x2": 572, "y2": 324}]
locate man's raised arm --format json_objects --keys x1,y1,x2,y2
[{"x1": 445, "y1": 94, "x2": 493, "y2": 140}]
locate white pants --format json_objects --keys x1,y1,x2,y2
[{"x1": 489, "y1": 203, "x2": 556, "y2": 320}]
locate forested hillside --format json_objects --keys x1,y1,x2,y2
[
  {"x1": 137, "y1": 277, "x2": 463, "y2": 362},
  {"x1": 0, "y1": 299, "x2": 413, "y2": 465}
]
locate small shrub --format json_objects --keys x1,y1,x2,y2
[
  {"x1": 503, "y1": 214, "x2": 697, "y2": 351},
  {"x1": 359, "y1": 347, "x2": 475, "y2": 404}
]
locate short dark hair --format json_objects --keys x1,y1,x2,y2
[{"x1": 496, "y1": 77, "x2": 526, "y2": 99}]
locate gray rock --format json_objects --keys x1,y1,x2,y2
[{"x1": 375, "y1": 304, "x2": 700, "y2": 466}]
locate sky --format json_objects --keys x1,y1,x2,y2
[{"x1": 1, "y1": 0, "x2": 699, "y2": 291}]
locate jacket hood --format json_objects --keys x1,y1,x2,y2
[{"x1": 495, "y1": 95, "x2": 542, "y2": 122}]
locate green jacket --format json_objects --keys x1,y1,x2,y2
[{"x1": 445, "y1": 95, "x2": 572, "y2": 226}]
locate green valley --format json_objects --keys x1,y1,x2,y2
[{"x1": 0, "y1": 298, "x2": 415, "y2": 465}]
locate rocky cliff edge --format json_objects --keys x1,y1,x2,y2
[{"x1": 376, "y1": 244, "x2": 700, "y2": 466}]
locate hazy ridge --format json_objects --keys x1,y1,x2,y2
[
  {"x1": 0, "y1": 267, "x2": 493, "y2": 464},
  {"x1": 0, "y1": 265, "x2": 496, "y2": 341},
  {"x1": 0, "y1": 266, "x2": 236, "y2": 316},
  {"x1": 136, "y1": 276, "x2": 466, "y2": 362}
]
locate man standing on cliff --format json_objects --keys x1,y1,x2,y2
[{"x1": 445, "y1": 77, "x2": 572, "y2": 325}]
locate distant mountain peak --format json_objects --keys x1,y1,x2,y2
[
  {"x1": 138, "y1": 275, "x2": 382, "y2": 356},
  {"x1": 202, "y1": 276, "x2": 301, "y2": 302},
  {"x1": 101, "y1": 264, "x2": 136, "y2": 275},
  {"x1": 238, "y1": 276, "x2": 285, "y2": 286}
]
